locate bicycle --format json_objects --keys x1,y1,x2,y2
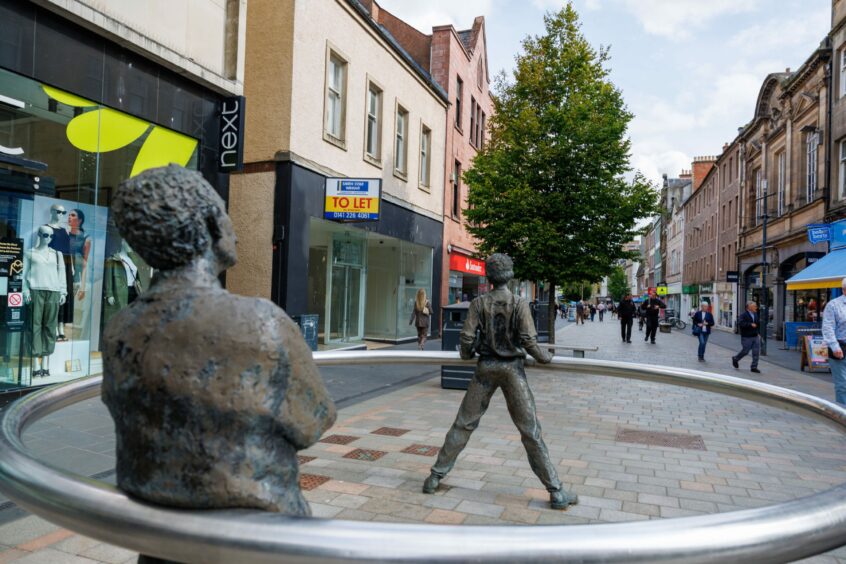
[{"x1": 665, "y1": 315, "x2": 686, "y2": 330}]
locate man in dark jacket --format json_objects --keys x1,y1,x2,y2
[
  {"x1": 618, "y1": 294, "x2": 637, "y2": 343},
  {"x1": 732, "y1": 301, "x2": 761, "y2": 373},
  {"x1": 422, "y1": 254, "x2": 578, "y2": 510},
  {"x1": 640, "y1": 289, "x2": 666, "y2": 344}
]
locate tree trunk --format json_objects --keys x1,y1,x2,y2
[{"x1": 547, "y1": 282, "x2": 556, "y2": 345}]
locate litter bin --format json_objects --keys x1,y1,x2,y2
[
  {"x1": 292, "y1": 314, "x2": 319, "y2": 351},
  {"x1": 531, "y1": 301, "x2": 550, "y2": 343},
  {"x1": 441, "y1": 302, "x2": 474, "y2": 390}
]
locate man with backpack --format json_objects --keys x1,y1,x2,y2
[{"x1": 422, "y1": 254, "x2": 579, "y2": 510}]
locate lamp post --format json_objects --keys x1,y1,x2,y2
[{"x1": 756, "y1": 180, "x2": 777, "y2": 356}]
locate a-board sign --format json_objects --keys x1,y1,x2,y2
[
  {"x1": 324, "y1": 178, "x2": 381, "y2": 221},
  {"x1": 801, "y1": 335, "x2": 830, "y2": 373}
]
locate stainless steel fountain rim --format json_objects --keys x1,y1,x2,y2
[{"x1": 1, "y1": 351, "x2": 845, "y2": 564}]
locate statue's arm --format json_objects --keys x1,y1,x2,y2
[
  {"x1": 459, "y1": 301, "x2": 480, "y2": 359},
  {"x1": 276, "y1": 315, "x2": 337, "y2": 449}
]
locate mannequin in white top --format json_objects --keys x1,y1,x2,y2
[{"x1": 23, "y1": 225, "x2": 67, "y2": 378}]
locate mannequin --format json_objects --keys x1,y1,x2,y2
[
  {"x1": 103, "y1": 239, "x2": 143, "y2": 326},
  {"x1": 23, "y1": 225, "x2": 67, "y2": 378},
  {"x1": 46, "y1": 204, "x2": 73, "y2": 341}
]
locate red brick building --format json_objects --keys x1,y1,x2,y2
[{"x1": 369, "y1": 6, "x2": 494, "y2": 307}]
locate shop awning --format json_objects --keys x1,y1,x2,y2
[{"x1": 785, "y1": 249, "x2": 846, "y2": 290}]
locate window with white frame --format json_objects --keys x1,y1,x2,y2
[
  {"x1": 840, "y1": 140, "x2": 846, "y2": 199},
  {"x1": 419, "y1": 125, "x2": 431, "y2": 189},
  {"x1": 365, "y1": 82, "x2": 382, "y2": 161},
  {"x1": 325, "y1": 52, "x2": 346, "y2": 141},
  {"x1": 755, "y1": 168, "x2": 762, "y2": 225},
  {"x1": 777, "y1": 151, "x2": 785, "y2": 216},
  {"x1": 394, "y1": 105, "x2": 409, "y2": 176},
  {"x1": 806, "y1": 130, "x2": 818, "y2": 202}
]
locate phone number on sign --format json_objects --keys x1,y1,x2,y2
[{"x1": 325, "y1": 212, "x2": 378, "y2": 220}]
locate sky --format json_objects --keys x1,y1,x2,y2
[{"x1": 376, "y1": 0, "x2": 831, "y2": 188}]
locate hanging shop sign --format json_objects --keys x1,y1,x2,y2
[
  {"x1": 726, "y1": 271, "x2": 739, "y2": 283},
  {"x1": 219, "y1": 96, "x2": 245, "y2": 172},
  {"x1": 656, "y1": 285, "x2": 668, "y2": 296},
  {"x1": 449, "y1": 253, "x2": 486, "y2": 276},
  {"x1": 832, "y1": 218, "x2": 846, "y2": 251},
  {"x1": 324, "y1": 178, "x2": 382, "y2": 221},
  {"x1": 807, "y1": 224, "x2": 831, "y2": 245}
]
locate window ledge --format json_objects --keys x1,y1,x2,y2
[
  {"x1": 363, "y1": 153, "x2": 382, "y2": 169},
  {"x1": 418, "y1": 183, "x2": 431, "y2": 193},
  {"x1": 393, "y1": 169, "x2": 408, "y2": 182},
  {"x1": 323, "y1": 131, "x2": 347, "y2": 151}
]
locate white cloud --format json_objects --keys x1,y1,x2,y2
[
  {"x1": 728, "y1": 8, "x2": 828, "y2": 53},
  {"x1": 584, "y1": 0, "x2": 602, "y2": 10},
  {"x1": 621, "y1": 0, "x2": 760, "y2": 39},
  {"x1": 375, "y1": 0, "x2": 493, "y2": 33}
]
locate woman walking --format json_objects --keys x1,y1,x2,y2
[
  {"x1": 692, "y1": 302, "x2": 715, "y2": 361},
  {"x1": 409, "y1": 288, "x2": 431, "y2": 350}
]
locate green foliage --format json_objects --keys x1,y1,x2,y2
[
  {"x1": 464, "y1": 2, "x2": 658, "y2": 287},
  {"x1": 607, "y1": 266, "x2": 629, "y2": 302}
]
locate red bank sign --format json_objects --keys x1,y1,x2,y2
[{"x1": 449, "y1": 253, "x2": 486, "y2": 276}]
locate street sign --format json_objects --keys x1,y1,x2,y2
[
  {"x1": 807, "y1": 224, "x2": 831, "y2": 245},
  {"x1": 726, "y1": 271, "x2": 739, "y2": 283},
  {"x1": 324, "y1": 178, "x2": 381, "y2": 221}
]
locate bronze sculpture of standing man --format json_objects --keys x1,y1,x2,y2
[{"x1": 422, "y1": 254, "x2": 578, "y2": 510}]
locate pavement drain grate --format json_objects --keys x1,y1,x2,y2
[
  {"x1": 401, "y1": 444, "x2": 441, "y2": 457},
  {"x1": 615, "y1": 428, "x2": 706, "y2": 451},
  {"x1": 299, "y1": 474, "x2": 331, "y2": 491},
  {"x1": 343, "y1": 449, "x2": 388, "y2": 462},
  {"x1": 319, "y1": 434, "x2": 359, "y2": 445},
  {"x1": 371, "y1": 427, "x2": 411, "y2": 436},
  {"x1": 298, "y1": 455, "x2": 316, "y2": 465}
]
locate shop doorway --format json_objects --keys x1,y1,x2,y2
[{"x1": 326, "y1": 235, "x2": 366, "y2": 343}]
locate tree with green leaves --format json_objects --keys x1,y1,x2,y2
[
  {"x1": 607, "y1": 266, "x2": 630, "y2": 303},
  {"x1": 464, "y1": 2, "x2": 658, "y2": 343}
]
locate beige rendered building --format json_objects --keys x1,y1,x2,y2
[{"x1": 229, "y1": 0, "x2": 448, "y2": 346}]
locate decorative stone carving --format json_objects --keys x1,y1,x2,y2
[{"x1": 102, "y1": 165, "x2": 336, "y2": 517}]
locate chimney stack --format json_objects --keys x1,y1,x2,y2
[{"x1": 691, "y1": 156, "x2": 717, "y2": 192}]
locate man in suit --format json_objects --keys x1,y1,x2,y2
[{"x1": 732, "y1": 301, "x2": 762, "y2": 373}]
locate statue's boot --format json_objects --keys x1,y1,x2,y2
[
  {"x1": 422, "y1": 473, "x2": 440, "y2": 494},
  {"x1": 550, "y1": 488, "x2": 579, "y2": 510}
]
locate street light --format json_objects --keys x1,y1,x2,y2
[{"x1": 755, "y1": 180, "x2": 778, "y2": 356}]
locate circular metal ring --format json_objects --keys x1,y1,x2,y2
[{"x1": 1, "y1": 351, "x2": 845, "y2": 563}]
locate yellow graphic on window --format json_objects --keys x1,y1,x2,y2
[{"x1": 41, "y1": 85, "x2": 198, "y2": 177}]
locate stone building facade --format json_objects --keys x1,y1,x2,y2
[
  {"x1": 737, "y1": 45, "x2": 830, "y2": 339},
  {"x1": 829, "y1": 0, "x2": 846, "y2": 224}
]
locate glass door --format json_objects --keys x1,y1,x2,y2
[{"x1": 326, "y1": 233, "x2": 366, "y2": 343}]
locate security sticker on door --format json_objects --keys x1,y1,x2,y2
[{"x1": 325, "y1": 178, "x2": 381, "y2": 221}]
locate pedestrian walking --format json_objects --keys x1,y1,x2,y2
[
  {"x1": 575, "y1": 301, "x2": 584, "y2": 325},
  {"x1": 421, "y1": 254, "x2": 579, "y2": 510},
  {"x1": 589, "y1": 303, "x2": 596, "y2": 322},
  {"x1": 597, "y1": 302, "x2": 606, "y2": 322},
  {"x1": 640, "y1": 289, "x2": 665, "y2": 344},
  {"x1": 618, "y1": 294, "x2": 636, "y2": 343},
  {"x1": 822, "y1": 278, "x2": 846, "y2": 405},
  {"x1": 692, "y1": 302, "x2": 715, "y2": 361},
  {"x1": 732, "y1": 301, "x2": 761, "y2": 373},
  {"x1": 409, "y1": 288, "x2": 431, "y2": 350}
]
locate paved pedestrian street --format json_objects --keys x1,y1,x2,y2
[{"x1": 1, "y1": 319, "x2": 845, "y2": 562}]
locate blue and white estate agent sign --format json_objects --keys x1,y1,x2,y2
[
  {"x1": 324, "y1": 178, "x2": 381, "y2": 221},
  {"x1": 807, "y1": 224, "x2": 831, "y2": 245}
]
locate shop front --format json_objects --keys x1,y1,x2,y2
[
  {"x1": 447, "y1": 251, "x2": 487, "y2": 304},
  {"x1": 0, "y1": 4, "x2": 234, "y2": 401},
  {"x1": 665, "y1": 282, "x2": 682, "y2": 314},
  {"x1": 275, "y1": 163, "x2": 442, "y2": 346},
  {"x1": 715, "y1": 282, "x2": 734, "y2": 329}
]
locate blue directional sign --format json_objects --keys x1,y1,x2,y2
[{"x1": 807, "y1": 224, "x2": 831, "y2": 245}]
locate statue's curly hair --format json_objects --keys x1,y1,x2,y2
[
  {"x1": 112, "y1": 165, "x2": 226, "y2": 270},
  {"x1": 486, "y1": 253, "x2": 514, "y2": 286}
]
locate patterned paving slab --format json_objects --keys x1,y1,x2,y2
[
  {"x1": 343, "y1": 449, "x2": 388, "y2": 462},
  {"x1": 401, "y1": 444, "x2": 441, "y2": 457},
  {"x1": 371, "y1": 427, "x2": 411, "y2": 436},
  {"x1": 297, "y1": 455, "x2": 316, "y2": 465},
  {"x1": 615, "y1": 428, "x2": 707, "y2": 451},
  {"x1": 319, "y1": 434, "x2": 359, "y2": 445},
  {"x1": 299, "y1": 474, "x2": 331, "y2": 491}
]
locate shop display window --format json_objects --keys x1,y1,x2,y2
[{"x1": 0, "y1": 68, "x2": 198, "y2": 393}]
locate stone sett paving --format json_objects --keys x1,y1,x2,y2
[{"x1": 2, "y1": 320, "x2": 845, "y2": 562}]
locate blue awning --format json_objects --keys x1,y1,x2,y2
[{"x1": 785, "y1": 248, "x2": 846, "y2": 290}]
